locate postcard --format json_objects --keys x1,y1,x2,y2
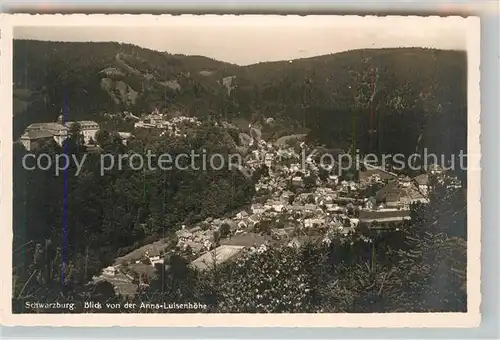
[{"x1": 0, "y1": 14, "x2": 481, "y2": 327}]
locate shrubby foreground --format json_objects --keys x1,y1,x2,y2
[{"x1": 12, "y1": 117, "x2": 466, "y2": 314}]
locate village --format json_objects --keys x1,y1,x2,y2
[
  {"x1": 18, "y1": 108, "x2": 214, "y2": 153},
  {"x1": 16, "y1": 110, "x2": 459, "y2": 299}
]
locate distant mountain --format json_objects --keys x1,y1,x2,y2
[
  {"x1": 13, "y1": 40, "x2": 240, "y2": 134},
  {"x1": 13, "y1": 40, "x2": 467, "y2": 166}
]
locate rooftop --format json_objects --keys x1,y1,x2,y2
[
  {"x1": 359, "y1": 209, "x2": 411, "y2": 222},
  {"x1": 21, "y1": 129, "x2": 54, "y2": 140},
  {"x1": 66, "y1": 120, "x2": 99, "y2": 127},
  {"x1": 359, "y1": 167, "x2": 398, "y2": 182},
  {"x1": 358, "y1": 161, "x2": 398, "y2": 180},
  {"x1": 118, "y1": 132, "x2": 133, "y2": 139},
  {"x1": 375, "y1": 181, "x2": 425, "y2": 202},
  {"x1": 26, "y1": 122, "x2": 67, "y2": 132},
  {"x1": 413, "y1": 173, "x2": 429, "y2": 185},
  {"x1": 114, "y1": 239, "x2": 171, "y2": 266},
  {"x1": 220, "y1": 232, "x2": 272, "y2": 247},
  {"x1": 190, "y1": 245, "x2": 246, "y2": 271},
  {"x1": 93, "y1": 272, "x2": 137, "y2": 298}
]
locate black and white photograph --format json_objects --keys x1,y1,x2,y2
[{"x1": 2, "y1": 15, "x2": 481, "y2": 327}]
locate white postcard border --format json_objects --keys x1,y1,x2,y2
[{"x1": 0, "y1": 14, "x2": 481, "y2": 328}]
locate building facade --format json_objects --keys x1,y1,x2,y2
[
  {"x1": 20, "y1": 119, "x2": 100, "y2": 151},
  {"x1": 65, "y1": 121, "x2": 99, "y2": 144},
  {"x1": 19, "y1": 130, "x2": 55, "y2": 151},
  {"x1": 24, "y1": 122, "x2": 68, "y2": 146}
]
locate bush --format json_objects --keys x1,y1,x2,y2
[{"x1": 218, "y1": 224, "x2": 231, "y2": 238}]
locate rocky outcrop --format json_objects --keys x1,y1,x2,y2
[
  {"x1": 199, "y1": 70, "x2": 214, "y2": 76},
  {"x1": 160, "y1": 80, "x2": 181, "y2": 91},
  {"x1": 100, "y1": 67, "x2": 125, "y2": 77},
  {"x1": 100, "y1": 78, "x2": 138, "y2": 106},
  {"x1": 221, "y1": 76, "x2": 236, "y2": 95}
]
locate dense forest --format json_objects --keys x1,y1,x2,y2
[
  {"x1": 12, "y1": 40, "x2": 468, "y2": 313},
  {"x1": 13, "y1": 123, "x2": 254, "y2": 289},
  {"x1": 14, "y1": 40, "x2": 467, "y2": 164}
]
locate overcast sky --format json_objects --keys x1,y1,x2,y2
[{"x1": 14, "y1": 16, "x2": 468, "y2": 66}]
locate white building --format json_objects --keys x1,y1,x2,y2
[
  {"x1": 328, "y1": 174, "x2": 339, "y2": 185},
  {"x1": 413, "y1": 174, "x2": 429, "y2": 195},
  {"x1": 304, "y1": 218, "x2": 326, "y2": 228},
  {"x1": 19, "y1": 130, "x2": 55, "y2": 151},
  {"x1": 118, "y1": 132, "x2": 133, "y2": 145},
  {"x1": 65, "y1": 120, "x2": 99, "y2": 144},
  {"x1": 20, "y1": 117, "x2": 101, "y2": 150},
  {"x1": 292, "y1": 176, "x2": 304, "y2": 188},
  {"x1": 428, "y1": 163, "x2": 444, "y2": 175},
  {"x1": 24, "y1": 122, "x2": 68, "y2": 146},
  {"x1": 134, "y1": 121, "x2": 156, "y2": 129},
  {"x1": 102, "y1": 266, "x2": 117, "y2": 276},
  {"x1": 251, "y1": 204, "x2": 266, "y2": 214},
  {"x1": 264, "y1": 153, "x2": 274, "y2": 168}
]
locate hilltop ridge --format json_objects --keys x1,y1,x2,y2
[{"x1": 14, "y1": 40, "x2": 466, "y2": 161}]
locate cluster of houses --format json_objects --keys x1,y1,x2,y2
[
  {"x1": 86, "y1": 118, "x2": 460, "y2": 299},
  {"x1": 19, "y1": 118, "x2": 100, "y2": 151},
  {"x1": 18, "y1": 115, "x2": 133, "y2": 151},
  {"x1": 202, "y1": 135, "x2": 439, "y2": 244},
  {"x1": 184, "y1": 134, "x2": 440, "y2": 260},
  {"x1": 17, "y1": 108, "x2": 205, "y2": 152},
  {"x1": 133, "y1": 109, "x2": 202, "y2": 138},
  {"x1": 91, "y1": 247, "x2": 166, "y2": 298}
]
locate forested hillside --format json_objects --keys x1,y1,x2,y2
[
  {"x1": 12, "y1": 40, "x2": 468, "y2": 313},
  {"x1": 13, "y1": 124, "x2": 255, "y2": 296},
  {"x1": 14, "y1": 40, "x2": 467, "y2": 168}
]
